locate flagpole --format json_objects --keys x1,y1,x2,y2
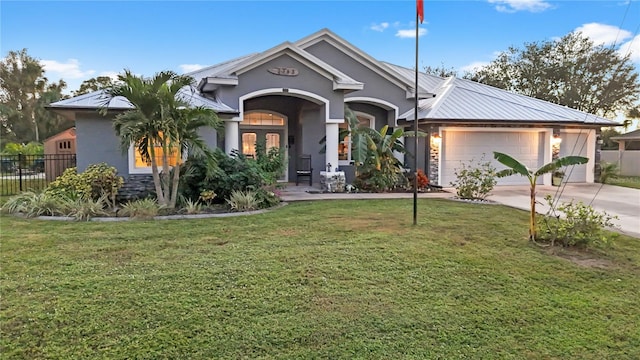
[{"x1": 412, "y1": 7, "x2": 419, "y2": 226}]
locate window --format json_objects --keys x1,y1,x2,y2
[
  {"x1": 129, "y1": 133, "x2": 180, "y2": 174},
  {"x1": 339, "y1": 112, "x2": 374, "y2": 164},
  {"x1": 242, "y1": 112, "x2": 285, "y2": 126}
]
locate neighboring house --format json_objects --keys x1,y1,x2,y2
[
  {"x1": 48, "y1": 28, "x2": 617, "y2": 192},
  {"x1": 42, "y1": 127, "x2": 76, "y2": 181},
  {"x1": 601, "y1": 129, "x2": 640, "y2": 176}
]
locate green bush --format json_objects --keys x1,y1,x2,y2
[
  {"x1": 253, "y1": 185, "x2": 282, "y2": 209},
  {"x1": 537, "y1": 195, "x2": 619, "y2": 248},
  {"x1": 450, "y1": 155, "x2": 497, "y2": 200},
  {"x1": 46, "y1": 163, "x2": 123, "y2": 208},
  {"x1": 179, "y1": 150, "x2": 266, "y2": 204},
  {"x1": 255, "y1": 139, "x2": 286, "y2": 184}
]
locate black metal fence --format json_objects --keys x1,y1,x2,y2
[{"x1": 0, "y1": 154, "x2": 76, "y2": 195}]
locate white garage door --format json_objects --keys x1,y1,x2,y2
[
  {"x1": 441, "y1": 131, "x2": 544, "y2": 186},
  {"x1": 559, "y1": 132, "x2": 588, "y2": 183}
]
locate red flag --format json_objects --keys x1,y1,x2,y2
[{"x1": 417, "y1": 0, "x2": 424, "y2": 23}]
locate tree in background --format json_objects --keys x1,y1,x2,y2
[
  {"x1": 423, "y1": 63, "x2": 458, "y2": 78},
  {"x1": 73, "y1": 76, "x2": 115, "y2": 96},
  {"x1": 467, "y1": 33, "x2": 640, "y2": 118},
  {"x1": 0, "y1": 49, "x2": 69, "y2": 145}
]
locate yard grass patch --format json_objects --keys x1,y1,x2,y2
[
  {"x1": 1, "y1": 199, "x2": 639, "y2": 359},
  {"x1": 608, "y1": 176, "x2": 640, "y2": 189}
]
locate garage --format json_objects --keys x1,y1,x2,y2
[
  {"x1": 559, "y1": 131, "x2": 589, "y2": 183},
  {"x1": 440, "y1": 130, "x2": 545, "y2": 186}
]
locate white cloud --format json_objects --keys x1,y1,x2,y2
[
  {"x1": 575, "y1": 23, "x2": 632, "y2": 46},
  {"x1": 619, "y1": 34, "x2": 640, "y2": 63},
  {"x1": 370, "y1": 22, "x2": 389, "y2": 32},
  {"x1": 41, "y1": 58, "x2": 95, "y2": 79},
  {"x1": 488, "y1": 0, "x2": 551, "y2": 13},
  {"x1": 396, "y1": 28, "x2": 427, "y2": 39},
  {"x1": 460, "y1": 61, "x2": 491, "y2": 73},
  {"x1": 179, "y1": 64, "x2": 206, "y2": 73}
]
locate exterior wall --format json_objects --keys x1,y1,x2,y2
[
  {"x1": 304, "y1": 41, "x2": 414, "y2": 116},
  {"x1": 75, "y1": 113, "x2": 127, "y2": 174},
  {"x1": 217, "y1": 54, "x2": 344, "y2": 119},
  {"x1": 601, "y1": 150, "x2": 640, "y2": 176}
]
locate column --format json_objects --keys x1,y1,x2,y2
[
  {"x1": 224, "y1": 120, "x2": 239, "y2": 155},
  {"x1": 325, "y1": 122, "x2": 339, "y2": 172}
]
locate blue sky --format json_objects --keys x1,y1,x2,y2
[{"x1": 2, "y1": 0, "x2": 639, "y2": 95}]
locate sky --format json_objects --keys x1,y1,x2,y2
[{"x1": 1, "y1": 0, "x2": 639, "y2": 96}]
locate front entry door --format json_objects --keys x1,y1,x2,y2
[{"x1": 240, "y1": 129, "x2": 287, "y2": 181}]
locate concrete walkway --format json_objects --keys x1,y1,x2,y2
[{"x1": 281, "y1": 183, "x2": 640, "y2": 238}]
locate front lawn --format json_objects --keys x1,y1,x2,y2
[
  {"x1": 1, "y1": 199, "x2": 639, "y2": 359},
  {"x1": 608, "y1": 176, "x2": 640, "y2": 189}
]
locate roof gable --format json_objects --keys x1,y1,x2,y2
[
  {"x1": 295, "y1": 29, "x2": 429, "y2": 97},
  {"x1": 197, "y1": 41, "x2": 363, "y2": 92}
]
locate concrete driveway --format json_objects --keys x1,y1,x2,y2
[{"x1": 486, "y1": 184, "x2": 640, "y2": 238}]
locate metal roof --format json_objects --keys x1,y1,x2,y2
[
  {"x1": 49, "y1": 87, "x2": 237, "y2": 114},
  {"x1": 399, "y1": 75, "x2": 617, "y2": 125},
  {"x1": 611, "y1": 129, "x2": 640, "y2": 140}
]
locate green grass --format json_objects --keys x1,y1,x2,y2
[
  {"x1": 2, "y1": 199, "x2": 639, "y2": 359},
  {"x1": 608, "y1": 176, "x2": 640, "y2": 189},
  {"x1": 0, "y1": 178, "x2": 47, "y2": 196}
]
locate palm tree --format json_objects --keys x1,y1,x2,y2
[
  {"x1": 102, "y1": 70, "x2": 221, "y2": 208},
  {"x1": 493, "y1": 152, "x2": 588, "y2": 241}
]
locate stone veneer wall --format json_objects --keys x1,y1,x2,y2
[
  {"x1": 117, "y1": 174, "x2": 156, "y2": 201},
  {"x1": 429, "y1": 140, "x2": 440, "y2": 185}
]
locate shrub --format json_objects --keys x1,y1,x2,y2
[
  {"x1": 450, "y1": 155, "x2": 497, "y2": 200},
  {"x1": 537, "y1": 195, "x2": 619, "y2": 248},
  {"x1": 414, "y1": 169, "x2": 429, "y2": 190},
  {"x1": 46, "y1": 163, "x2": 123, "y2": 208},
  {"x1": 120, "y1": 198, "x2": 161, "y2": 219},
  {"x1": 226, "y1": 190, "x2": 259, "y2": 212},
  {"x1": 64, "y1": 196, "x2": 108, "y2": 221},
  {"x1": 182, "y1": 198, "x2": 203, "y2": 214},
  {"x1": 2, "y1": 191, "x2": 66, "y2": 218},
  {"x1": 253, "y1": 185, "x2": 282, "y2": 209},
  {"x1": 179, "y1": 150, "x2": 267, "y2": 204},
  {"x1": 255, "y1": 139, "x2": 287, "y2": 185}
]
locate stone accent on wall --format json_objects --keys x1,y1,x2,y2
[
  {"x1": 117, "y1": 174, "x2": 156, "y2": 201},
  {"x1": 429, "y1": 140, "x2": 440, "y2": 185}
]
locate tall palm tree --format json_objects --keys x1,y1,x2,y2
[
  {"x1": 493, "y1": 151, "x2": 588, "y2": 241},
  {"x1": 102, "y1": 70, "x2": 221, "y2": 208}
]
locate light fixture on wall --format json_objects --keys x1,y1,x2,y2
[
  {"x1": 431, "y1": 133, "x2": 441, "y2": 147},
  {"x1": 552, "y1": 134, "x2": 562, "y2": 145}
]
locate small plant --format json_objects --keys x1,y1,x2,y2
[
  {"x1": 63, "y1": 196, "x2": 108, "y2": 221},
  {"x1": 537, "y1": 195, "x2": 619, "y2": 248},
  {"x1": 2, "y1": 191, "x2": 65, "y2": 218},
  {"x1": 599, "y1": 161, "x2": 619, "y2": 184},
  {"x1": 414, "y1": 169, "x2": 429, "y2": 190},
  {"x1": 182, "y1": 198, "x2": 203, "y2": 214},
  {"x1": 226, "y1": 190, "x2": 259, "y2": 212},
  {"x1": 450, "y1": 155, "x2": 497, "y2": 200},
  {"x1": 199, "y1": 190, "x2": 216, "y2": 206},
  {"x1": 120, "y1": 198, "x2": 162, "y2": 219},
  {"x1": 253, "y1": 185, "x2": 282, "y2": 209}
]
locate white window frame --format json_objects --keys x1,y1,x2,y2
[
  {"x1": 128, "y1": 144, "x2": 184, "y2": 175},
  {"x1": 338, "y1": 111, "x2": 375, "y2": 166}
]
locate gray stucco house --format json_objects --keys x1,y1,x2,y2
[{"x1": 49, "y1": 28, "x2": 616, "y2": 189}]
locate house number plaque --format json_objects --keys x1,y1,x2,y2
[{"x1": 268, "y1": 67, "x2": 299, "y2": 76}]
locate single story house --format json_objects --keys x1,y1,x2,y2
[{"x1": 49, "y1": 28, "x2": 617, "y2": 192}]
